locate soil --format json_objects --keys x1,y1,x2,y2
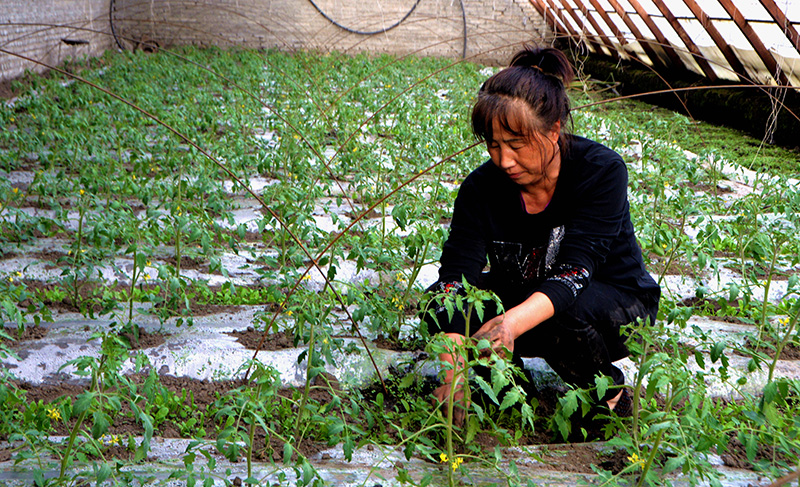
[
  {"x1": 677, "y1": 296, "x2": 752, "y2": 325},
  {"x1": 647, "y1": 252, "x2": 695, "y2": 278},
  {"x1": 187, "y1": 302, "x2": 245, "y2": 317},
  {"x1": 741, "y1": 335, "x2": 800, "y2": 361},
  {"x1": 680, "y1": 181, "x2": 734, "y2": 195},
  {"x1": 371, "y1": 335, "x2": 424, "y2": 352},
  {"x1": 1, "y1": 324, "x2": 48, "y2": 347},
  {"x1": 227, "y1": 327, "x2": 296, "y2": 350},
  {"x1": 516, "y1": 443, "x2": 629, "y2": 474},
  {"x1": 7, "y1": 366, "x2": 780, "y2": 477},
  {"x1": 120, "y1": 327, "x2": 167, "y2": 350},
  {"x1": 721, "y1": 437, "x2": 796, "y2": 470},
  {"x1": 18, "y1": 278, "x2": 249, "y2": 317},
  {"x1": 8, "y1": 374, "x2": 333, "y2": 463},
  {"x1": 162, "y1": 254, "x2": 207, "y2": 271}
]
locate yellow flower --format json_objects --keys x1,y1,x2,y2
[
  {"x1": 286, "y1": 310, "x2": 293, "y2": 316},
  {"x1": 439, "y1": 453, "x2": 448, "y2": 463},
  {"x1": 79, "y1": 189, "x2": 85, "y2": 195},
  {"x1": 627, "y1": 452, "x2": 645, "y2": 469},
  {"x1": 12, "y1": 188, "x2": 18, "y2": 194},
  {"x1": 132, "y1": 175, "x2": 136, "y2": 180},
  {"x1": 7, "y1": 276, "x2": 13, "y2": 282},
  {"x1": 15, "y1": 271, "x2": 22, "y2": 278},
  {"x1": 143, "y1": 273, "x2": 151, "y2": 280},
  {"x1": 10, "y1": 117, "x2": 14, "y2": 122},
  {"x1": 146, "y1": 260, "x2": 152, "y2": 266},
  {"x1": 779, "y1": 317, "x2": 790, "y2": 325},
  {"x1": 301, "y1": 275, "x2": 311, "y2": 280},
  {"x1": 47, "y1": 408, "x2": 61, "y2": 421},
  {"x1": 293, "y1": 134, "x2": 300, "y2": 140},
  {"x1": 451, "y1": 457, "x2": 463, "y2": 471},
  {"x1": 323, "y1": 338, "x2": 328, "y2": 344}
]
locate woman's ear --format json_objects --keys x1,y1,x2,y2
[{"x1": 548, "y1": 120, "x2": 561, "y2": 144}]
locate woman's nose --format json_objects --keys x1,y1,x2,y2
[{"x1": 498, "y1": 147, "x2": 515, "y2": 168}]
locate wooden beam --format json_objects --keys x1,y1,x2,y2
[
  {"x1": 650, "y1": 0, "x2": 719, "y2": 81},
  {"x1": 757, "y1": 0, "x2": 800, "y2": 57},
  {"x1": 602, "y1": 0, "x2": 668, "y2": 69},
  {"x1": 680, "y1": 0, "x2": 749, "y2": 82},
  {"x1": 625, "y1": 0, "x2": 686, "y2": 69},
  {"x1": 583, "y1": 0, "x2": 628, "y2": 47},
  {"x1": 529, "y1": 0, "x2": 572, "y2": 42},
  {"x1": 716, "y1": 0, "x2": 790, "y2": 85},
  {"x1": 544, "y1": 0, "x2": 605, "y2": 54},
  {"x1": 562, "y1": 0, "x2": 620, "y2": 57}
]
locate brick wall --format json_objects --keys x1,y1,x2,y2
[
  {"x1": 113, "y1": 0, "x2": 552, "y2": 66},
  {"x1": 1, "y1": 0, "x2": 552, "y2": 84},
  {"x1": 0, "y1": 0, "x2": 115, "y2": 82}
]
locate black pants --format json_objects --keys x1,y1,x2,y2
[{"x1": 424, "y1": 280, "x2": 658, "y2": 402}]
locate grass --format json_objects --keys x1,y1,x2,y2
[{"x1": 1, "y1": 46, "x2": 800, "y2": 486}]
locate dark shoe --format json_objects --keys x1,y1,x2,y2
[{"x1": 611, "y1": 388, "x2": 633, "y2": 418}]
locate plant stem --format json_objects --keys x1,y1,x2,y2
[
  {"x1": 72, "y1": 203, "x2": 86, "y2": 309},
  {"x1": 632, "y1": 337, "x2": 650, "y2": 450},
  {"x1": 759, "y1": 240, "x2": 782, "y2": 337},
  {"x1": 247, "y1": 420, "x2": 255, "y2": 479},
  {"x1": 59, "y1": 409, "x2": 88, "y2": 481},
  {"x1": 768, "y1": 311, "x2": 798, "y2": 382},
  {"x1": 294, "y1": 314, "x2": 316, "y2": 441}
]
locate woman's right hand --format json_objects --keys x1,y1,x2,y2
[{"x1": 433, "y1": 382, "x2": 468, "y2": 427}]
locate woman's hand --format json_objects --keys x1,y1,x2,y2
[
  {"x1": 473, "y1": 315, "x2": 515, "y2": 359},
  {"x1": 433, "y1": 382, "x2": 468, "y2": 427}
]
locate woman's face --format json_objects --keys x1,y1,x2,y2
[{"x1": 486, "y1": 108, "x2": 560, "y2": 189}]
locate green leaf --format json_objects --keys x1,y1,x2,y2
[
  {"x1": 74, "y1": 392, "x2": 95, "y2": 415},
  {"x1": 763, "y1": 402, "x2": 781, "y2": 426},
  {"x1": 403, "y1": 442, "x2": 415, "y2": 461},
  {"x1": 694, "y1": 350, "x2": 706, "y2": 370},
  {"x1": 560, "y1": 390, "x2": 579, "y2": 418},
  {"x1": 301, "y1": 459, "x2": 314, "y2": 485},
  {"x1": 499, "y1": 387, "x2": 520, "y2": 410},
  {"x1": 744, "y1": 434, "x2": 758, "y2": 462},
  {"x1": 472, "y1": 402, "x2": 485, "y2": 422},
  {"x1": 663, "y1": 455, "x2": 685, "y2": 474},
  {"x1": 466, "y1": 415, "x2": 479, "y2": 443},
  {"x1": 343, "y1": 436, "x2": 354, "y2": 462},
  {"x1": 92, "y1": 411, "x2": 110, "y2": 439},
  {"x1": 96, "y1": 463, "x2": 111, "y2": 483},
  {"x1": 644, "y1": 420, "x2": 673, "y2": 438},
  {"x1": 594, "y1": 376, "x2": 610, "y2": 401},
  {"x1": 283, "y1": 441, "x2": 292, "y2": 464},
  {"x1": 473, "y1": 376, "x2": 498, "y2": 405},
  {"x1": 710, "y1": 341, "x2": 725, "y2": 363},
  {"x1": 399, "y1": 373, "x2": 414, "y2": 389}
]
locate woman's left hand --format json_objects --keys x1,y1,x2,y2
[{"x1": 472, "y1": 316, "x2": 515, "y2": 359}]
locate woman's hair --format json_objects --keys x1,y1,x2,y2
[{"x1": 472, "y1": 46, "x2": 574, "y2": 147}]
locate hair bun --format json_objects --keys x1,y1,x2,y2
[{"x1": 509, "y1": 46, "x2": 574, "y2": 85}]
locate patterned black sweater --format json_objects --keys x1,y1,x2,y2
[{"x1": 432, "y1": 135, "x2": 659, "y2": 328}]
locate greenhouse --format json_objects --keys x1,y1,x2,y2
[{"x1": 1, "y1": 1, "x2": 800, "y2": 485}]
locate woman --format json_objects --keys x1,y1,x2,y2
[{"x1": 425, "y1": 46, "x2": 660, "y2": 425}]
